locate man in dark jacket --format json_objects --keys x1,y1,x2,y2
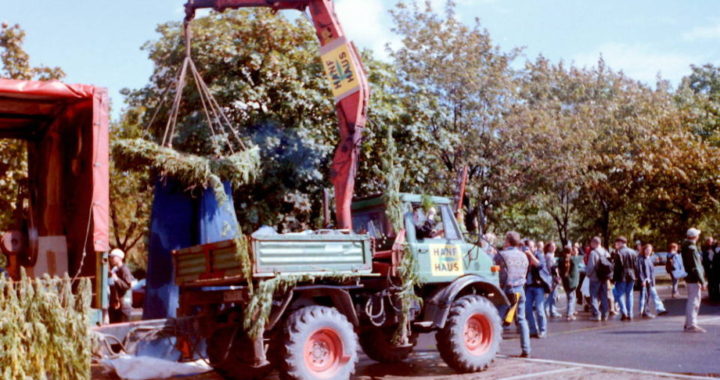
[
  {"x1": 712, "y1": 245, "x2": 720, "y2": 302},
  {"x1": 701, "y1": 237, "x2": 717, "y2": 301},
  {"x1": 612, "y1": 236, "x2": 637, "y2": 321},
  {"x1": 109, "y1": 248, "x2": 134, "y2": 323},
  {"x1": 682, "y1": 228, "x2": 707, "y2": 333}
]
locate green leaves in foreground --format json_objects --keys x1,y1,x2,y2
[
  {"x1": 0, "y1": 270, "x2": 92, "y2": 380},
  {"x1": 112, "y1": 138, "x2": 261, "y2": 204}
]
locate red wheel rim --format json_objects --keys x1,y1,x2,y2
[
  {"x1": 464, "y1": 313, "x2": 492, "y2": 355},
  {"x1": 303, "y1": 328, "x2": 346, "y2": 378}
]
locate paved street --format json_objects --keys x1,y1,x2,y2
[
  {"x1": 349, "y1": 282, "x2": 719, "y2": 380},
  {"x1": 94, "y1": 272, "x2": 720, "y2": 379}
]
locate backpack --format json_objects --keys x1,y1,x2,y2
[
  {"x1": 596, "y1": 254, "x2": 613, "y2": 281},
  {"x1": 665, "y1": 254, "x2": 675, "y2": 273}
]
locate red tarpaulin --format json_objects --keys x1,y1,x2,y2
[{"x1": 0, "y1": 79, "x2": 110, "y2": 277}]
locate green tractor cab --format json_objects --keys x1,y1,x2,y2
[{"x1": 351, "y1": 193, "x2": 497, "y2": 284}]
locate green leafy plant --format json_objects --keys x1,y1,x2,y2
[
  {"x1": 243, "y1": 273, "x2": 362, "y2": 340},
  {"x1": 0, "y1": 270, "x2": 91, "y2": 379},
  {"x1": 112, "y1": 138, "x2": 260, "y2": 204}
]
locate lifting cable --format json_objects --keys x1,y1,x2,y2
[{"x1": 160, "y1": 20, "x2": 247, "y2": 154}]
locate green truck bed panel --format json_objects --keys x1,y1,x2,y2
[{"x1": 172, "y1": 233, "x2": 373, "y2": 285}]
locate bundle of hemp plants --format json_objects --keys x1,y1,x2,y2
[{"x1": 0, "y1": 269, "x2": 92, "y2": 379}]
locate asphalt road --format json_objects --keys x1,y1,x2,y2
[
  {"x1": 401, "y1": 276, "x2": 720, "y2": 378},
  {"x1": 499, "y1": 285, "x2": 719, "y2": 376},
  {"x1": 96, "y1": 267, "x2": 720, "y2": 379}
]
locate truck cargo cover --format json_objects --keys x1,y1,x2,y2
[{"x1": 0, "y1": 79, "x2": 110, "y2": 256}]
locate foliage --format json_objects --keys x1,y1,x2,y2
[
  {"x1": 0, "y1": 23, "x2": 65, "y2": 81},
  {"x1": 392, "y1": 245, "x2": 423, "y2": 345},
  {"x1": 122, "y1": 10, "x2": 337, "y2": 231},
  {"x1": 233, "y1": 233, "x2": 253, "y2": 293},
  {"x1": 389, "y1": 0, "x2": 525, "y2": 235},
  {"x1": 113, "y1": 137, "x2": 260, "y2": 204},
  {"x1": 0, "y1": 24, "x2": 64, "y2": 230},
  {"x1": 243, "y1": 273, "x2": 362, "y2": 340},
  {"x1": 114, "y1": 0, "x2": 720, "y2": 272},
  {"x1": 109, "y1": 109, "x2": 153, "y2": 269},
  {"x1": 677, "y1": 64, "x2": 720, "y2": 145},
  {"x1": 382, "y1": 125, "x2": 405, "y2": 233},
  {"x1": 0, "y1": 270, "x2": 92, "y2": 379}
]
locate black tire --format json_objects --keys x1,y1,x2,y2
[
  {"x1": 206, "y1": 327, "x2": 272, "y2": 380},
  {"x1": 436, "y1": 295, "x2": 502, "y2": 373},
  {"x1": 359, "y1": 326, "x2": 417, "y2": 363},
  {"x1": 278, "y1": 306, "x2": 358, "y2": 380}
]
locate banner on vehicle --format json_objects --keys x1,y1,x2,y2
[
  {"x1": 429, "y1": 244, "x2": 464, "y2": 276},
  {"x1": 320, "y1": 37, "x2": 361, "y2": 102}
]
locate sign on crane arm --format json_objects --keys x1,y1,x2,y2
[{"x1": 319, "y1": 37, "x2": 362, "y2": 102}]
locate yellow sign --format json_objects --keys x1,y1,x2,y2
[
  {"x1": 320, "y1": 37, "x2": 361, "y2": 102},
  {"x1": 429, "y1": 244, "x2": 464, "y2": 276}
]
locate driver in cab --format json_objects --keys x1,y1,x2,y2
[{"x1": 414, "y1": 207, "x2": 443, "y2": 239}]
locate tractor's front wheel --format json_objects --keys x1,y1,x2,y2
[
  {"x1": 279, "y1": 306, "x2": 358, "y2": 380},
  {"x1": 436, "y1": 295, "x2": 501, "y2": 373}
]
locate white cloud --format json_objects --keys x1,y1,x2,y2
[
  {"x1": 572, "y1": 43, "x2": 697, "y2": 84},
  {"x1": 683, "y1": 21, "x2": 720, "y2": 41},
  {"x1": 335, "y1": 0, "x2": 394, "y2": 59}
]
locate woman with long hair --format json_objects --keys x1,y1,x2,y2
[
  {"x1": 638, "y1": 244, "x2": 668, "y2": 318},
  {"x1": 666, "y1": 242, "x2": 684, "y2": 298},
  {"x1": 559, "y1": 245, "x2": 582, "y2": 320}
]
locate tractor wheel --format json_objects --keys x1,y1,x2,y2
[
  {"x1": 359, "y1": 326, "x2": 417, "y2": 363},
  {"x1": 206, "y1": 327, "x2": 272, "y2": 380},
  {"x1": 278, "y1": 306, "x2": 358, "y2": 380},
  {"x1": 436, "y1": 295, "x2": 501, "y2": 373}
]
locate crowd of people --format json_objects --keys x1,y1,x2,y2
[{"x1": 491, "y1": 228, "x2": 712, "y2": 358}]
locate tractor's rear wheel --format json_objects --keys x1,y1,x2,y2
[
  {"x1": 279, "y1": 306, "x2": 358, "y2": 380},
  {"x1": 359, "y1": 326, "x2": 417, "y2": 363},
  {"x1": 206, "y1": 327, "x2": 272, "y2": 380},
  {"x1": 436, "y1": 295, "x2": 501, "y2": 373}
]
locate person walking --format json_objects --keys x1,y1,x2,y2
[
  {"x1": 108, "y1": 248, "x2": 134, "y2": 323},
  {"x1": 559, "y1": 245, "x2": 582, "y2": 321},
  {"x1": 495, "y1": 231, "x2": 534, "y2": 357},
  {"x1": 701, "y1": 237, "x2": 717, "y2": 301},
  {"x1": 638, "y1": 244, "x2": 667, "y2": 318},
  {"x1": 682, "y1": 228, "x2": 707, "y2": 333},
  {"x1": 666, "y1": 243, "x2": 685, "y2": 298},
  {"x1": 525, "y1": 240, "x2": 553, "y2": 338},
  {"x1": 576, "y1": 242, "x2": 590, "y2": 311},
  {"x1": 612, "y1": 237, "x2": 638, "y2": 321},
  {"x1": 586, "y1": 237, "x2": 612, "y2": 321},
  {"x1": 712, "y1": 243, "x2": 720, "y2": 302},
  {"x1": 544, "y1": 242, "x2": 562, "y2": 319}
]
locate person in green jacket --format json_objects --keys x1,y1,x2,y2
[
  {"x1": 681, "y1": 228, "x2": 707, "y2": 333},
  {"x1": 560, "y1": 245, "x2": 582, "y2": 321}
]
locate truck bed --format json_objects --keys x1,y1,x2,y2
[{"x1": 172, "y1": 232, "x2": 373, "y2": 286}]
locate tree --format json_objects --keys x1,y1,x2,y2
[
  {"x1": 506, "y1": 57, "x2": 599, "y2": 245},
  {"x1": 389, "y1": 0, "x2": 525, "y2": 235},
  {"x1": 0, "y1": 23, "x2": 64, "y2": 230},
  {"x1": 109, "y1": 107, "x2": 153, "y2": 269},
  {"x1": 677, "y1": 64, "x2": 720, "y2": 145},
  {"x1": 121, "y1": 9, "x2": 410, "y2": 233}
]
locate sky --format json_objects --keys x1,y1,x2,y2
[{"x1": 3, "y1": 0, "x2": 719, "y2": 121}]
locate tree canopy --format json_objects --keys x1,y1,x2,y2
[
  {"x1": 111, "y1": 1, "x2": 720, "y2": 252},
  {"x1": 4, "y1": 2, "x2": 718, "y2": 259}
]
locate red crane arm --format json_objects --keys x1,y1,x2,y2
[{"x1": 185, "y1": 0, "x2": 369, "y2": 230}]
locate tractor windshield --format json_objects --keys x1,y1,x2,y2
[{"x1": 352, "y1": 207, "x2": 393, "y2": 238}]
